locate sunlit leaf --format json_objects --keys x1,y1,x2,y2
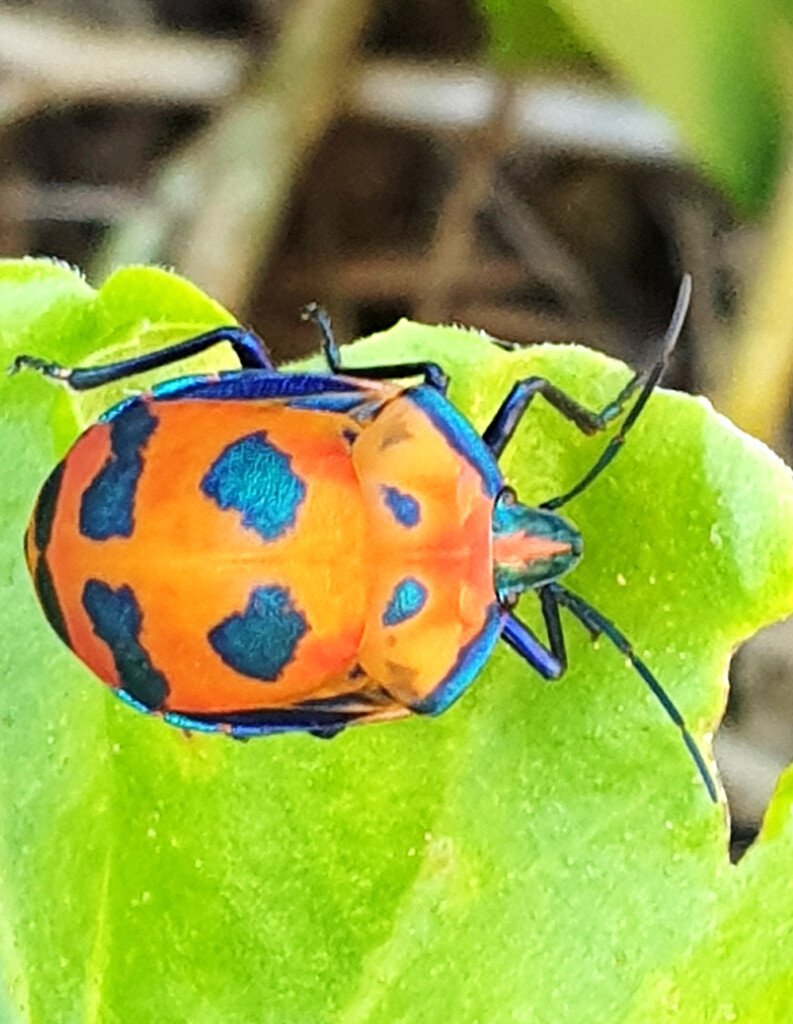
[{"x1": 2, "y1": 259, "x2": 792, "y2": 1022}]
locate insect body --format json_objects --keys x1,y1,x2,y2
[{"x1": 15, "y1": 276, "x2": 716, "y2": 800}]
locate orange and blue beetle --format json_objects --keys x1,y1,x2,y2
[{"x1": 14, "y1": 273, "x2": 716, "y2": 800}]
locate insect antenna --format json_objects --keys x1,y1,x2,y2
[
  {"x1": 547, "y1": 582, "x2": 717, "y2": 802},
  {"x1": 543, "y1": 274, "x2": 691, "y2": 512}
]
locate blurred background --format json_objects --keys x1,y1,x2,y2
[{"x1": 2, "y1": 0, "x2": 792, "y2": 859}]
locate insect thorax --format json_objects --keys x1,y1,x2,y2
[{"x1": 492, "y1": 491, "x2": 582, "y2": 603}]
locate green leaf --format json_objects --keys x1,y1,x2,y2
[
  {"x1": 3, "y1": 259, "x2": 793, "y2": 1022},
  {"x1": 478, "y1": 0, "x2": 783, "y2": 209}
]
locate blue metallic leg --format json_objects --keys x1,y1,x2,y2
[
  {"x1": 10, "y1": 326, "x2": 274, "y2": 390},
  {"x1": 302, "y1": 303, "x2": 449, "y2": 393},
  {"x1": 483, "y1": 375, "x2": 626, "y2": 456},
  {"x1": 483, "y1": 276, "x2": 691, "y2": 502},
  {"x1": 539, "y1": 585, "x2": 567, "y2": 668},
  {"x1": 546, "y1": 581, "x2": 717, "y2": 802},
  {"x1": 501, "y1": 614, "x2": 561, "y2": 680},
  {"x1": 501, "y1": 584, "x2": 571, "y2": 681}
]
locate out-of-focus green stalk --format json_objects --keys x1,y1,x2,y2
[
  {"x1": 92, "y1": 0, "x2": 372, "y2": 313},
  {"x1": 718, "y1": 149, "x2": 793, "y2": 446}
]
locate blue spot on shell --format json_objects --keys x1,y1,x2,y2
[
  {"x1": 32, "y1": 461, "x2": 70, "y2": 645},
  {"x1": 208, "y1": 585, "x2": 308, "y2": 681},
  {"x1": 82, "y1": 579, "x2": 168, "y2": 708},
  {"x1": 382, "y1": 577, "x2": 428, "y2": 626},
  {"x1": 201, "y1": 432, "x2": 306, "y2": 541},
  {"x1": 382, "y1": 486, "x2": 421, "y2": 528},
  {"x1": 35, "y1": 557, "x2": 69, "y2": 647},
  {"x1": 33, "y1": 461, "x2": 65, "y2": 552},
  {"x1": 80, "y1": 402, "x2": 157, "y2": 540}
]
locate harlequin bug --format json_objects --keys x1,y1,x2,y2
[{"x1": 13, "y1": 274, "x2": 716, "y2": 800}]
